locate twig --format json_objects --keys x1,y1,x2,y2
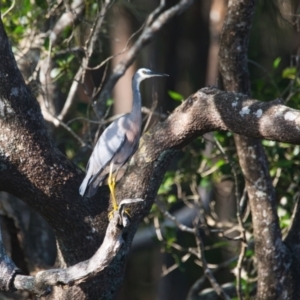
[
  {"x1": 161, "y1": 253, "x2": 190, "y2": 277},
  {"x1": 52, "y1": 47, "x2": 85, "y2": 58},
  {"x1": 155, "y1": 199, "x2": 195, "y2": 234},
  {"x1": 1, "y1": 0, "x2": 16, "y2": 18},
  {"x1": 153, "y1": 216, "x2": 164, "y2": 241},
  {"x1": 49, "y1": 0, "x2": 85, "y2": 46},
  {"x1": 213, "y1": 137, "x2": 247, "y2": 299},
  {"x1": 235, "y1": 239, "x2": 247, "y2": 300},
  {"x1": 194, "y1": 219, "x2": 231, "y2": 300},
  {"x1": 83, "y1": 19, "x2": 145, "y2": 72},
  {"x1": 95, "y1": 0, "x2": 193, "y2": 113},
  {"x1": 187, "y1": 256, "x2": 238, "y2": 299},
  {"x1": 80, "y1": 0, "x2": 115, "y2": 83},
  {"x1": 248, "y1": 59, "x2": 280, "y2": 94},
  {"x1": 143, "y1": 93, "x2": 158, "y2": 133},
  {"x1": 142, "y1": 106, "x2": 168, "y2": 119},
  {"x1": 46, "y1": 112, "x2": 90, "y2": 148},
  {"x1": 57, "y1": 0, "x2": 114, "y2": 122}
]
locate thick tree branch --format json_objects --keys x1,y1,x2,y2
[{"x1": 137, "y1": 88, "x2": 300, "y2": 149}]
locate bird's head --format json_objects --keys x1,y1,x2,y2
[{"x1": 134, "y1": 68, "x2": 168, "y2": 85}]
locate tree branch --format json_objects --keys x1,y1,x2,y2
[
  {"x1": 56, "y1": 0, "x2": 114, "y2": 122},
  {"x1": 137, "y1": 88, "x2": 300, "y2": 151},
  {"x1": 49, "y1": 0, "x2": 85, "y2": 46},
  {"x1": 218, "y1": 1, "x2": 294, "y2": 299},
  {"x1": 10, "y1": 199, "x2": 141, "y2": 297},
  {"x1": 194, "y1": 220, "x2": 230, "y2": 300}
]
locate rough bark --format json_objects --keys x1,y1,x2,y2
[{"x1": 219, "y1": 0, "x2": 296, "y2": 299}]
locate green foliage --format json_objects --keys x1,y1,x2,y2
[
  {"x1": 106, "y1": 98, "x2": 114, "y2": 107},
  {"x1": 51, "y1": 55, "x2": 75, "y2": 81},
  {"x1": 1, "y1": 0, "x2": 43, "y2": 43},
  {"x1": 154, "y1": 54, "x2": 300, "y2": 296},
  {"x1": 168, "y1": 90, "x2": 184, "y2": 101},
  {"x1": 164, "y1": 226, "x2": 177, "y2": 251},
  {"x1": 282, "y1": 67, "x2": 297, "y2": 79},
  {"x1": 251, "y1": 57, "x2": 300, "y2": 221},
  {"x1": 273, "y1": 57, "x2": 281, "y2": 69}
]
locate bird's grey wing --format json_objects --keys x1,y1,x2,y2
[
  {"x1": 87, "y1": 135, "x2": 127, "y2": 194},
  {"x1": 79, "y1": 117, "x2": 128, "y2": 197}
]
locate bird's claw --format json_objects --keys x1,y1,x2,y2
[
  {"x1": 107, "y1": 198, "x2": 144, "y2": 226},
  {"x1": 108, "y1": 206, "x2": 131, "y2": 221},
  {"x1": 108, "y1": 209, "x2": 117, "y2": 220}
]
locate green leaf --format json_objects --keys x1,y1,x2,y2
[
  {"x1": 165, "y1": 226, "x2": 177, "y2": 250},
  {"x1": 200, "y1": 177, "x2": 210, "y2": 188},
  {"x1": 168, "y1": 90, "x2": 184, "y2": 101},
  {"x1": 13, "y1": 25, "x2": 24, "y2": 35},
  {"x1": 280, "y1": 219, "x2": 291, "y2": 228},
  {"x1": 66, "y1": 148, "x2": 75, "y2": 160},
  {"x1": 167, "y1": 194, "x2": 177, "y2": 204},
  {"x1": 282, "y1": 67, "x2": 297, "y2": 79},
  {"x1": 106, "y1": 98, "x2": 114, "y2": 107},
  {"x1": 67, "y1": 54, "x2": 75, "y2": 63},
  {"x1": 293, "y1": 146, "x2": 299, "y2": 156},
  {"x1": 262, "y1": 140, "x2": 276, "y2": 147},
  {"x1": 215, "y1": 159, "x2": 225, "y2": 168},
  {"x1": 273, "y1": 57, "x2": 281, "y2": 69},
  {"x1": 245, "y1": 249, "x2": 254, "y2": 257},
  {"x1": 35, "y1": 0, "x2": 48, "y2": 9}
]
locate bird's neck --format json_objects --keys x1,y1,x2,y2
[{"x1": 131, "y1": 77, "x2": 142, "y2": 115}]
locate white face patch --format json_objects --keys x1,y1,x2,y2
[
  {"x1": 239, "y1": 106, "x2": 250, "y2": 116},
  {"x1": 284, "y1": 111, "x2": 297, "y2": 121},
  {"x1": 254, "y1": 109, "x2": 263, "y2": 118}
]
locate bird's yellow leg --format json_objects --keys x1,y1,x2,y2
[
  {"x1": 108, "y1": 165, "x2": 132, "y2": 220},
  {"x1": 108, "y1": 163, "x2": 118, "y2": 219},
  {"x1": 113, "y1": 167, "x2": 131, "y2": 217}
]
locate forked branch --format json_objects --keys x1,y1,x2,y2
[{"x1": 3, "y1": 199, "x2": 142, "y2": 297}]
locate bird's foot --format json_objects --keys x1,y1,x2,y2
[
  {"x1": 108, "y1": 206, "x2": 131, "y2": 220},
  {"x1": 108, "y1": 199, "x2": 143, "y2": 226},
  {"x1": 108, "y1": 207, "x2": 118, "y2": 220}
]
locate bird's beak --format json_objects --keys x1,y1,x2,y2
[{"x1": 149, "y1": 71, "x2": 169, "y2": 77}]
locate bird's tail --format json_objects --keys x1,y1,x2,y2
[
  {"x1": 79, "y1": 175, "x2": 90, "y2": 197},
  {"x1": 79, "y1": 173, "x2": 106, "y2": 198}
]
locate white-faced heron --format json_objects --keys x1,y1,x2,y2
[{"x1": 79, "y1": 68, "x2": 168, "y2": 216}]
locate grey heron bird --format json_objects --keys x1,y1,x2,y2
[{"x1": 79, "y1": 68, "x2": 168, "y2": 216}]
